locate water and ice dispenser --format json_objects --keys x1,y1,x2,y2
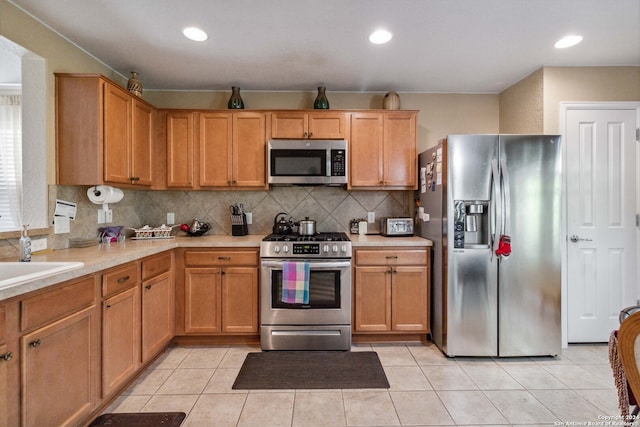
[{"x1": 453, "y1": 201, "x2": 489, "y2": 249}]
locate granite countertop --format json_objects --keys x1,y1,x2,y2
[{"x1": 1, "y1": 234, "x2": 432, "y2": 302}]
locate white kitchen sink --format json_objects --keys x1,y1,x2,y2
[{"x1": 0, "y1": 262, "x2": 85, "y2": 289}]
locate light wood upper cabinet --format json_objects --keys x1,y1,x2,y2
[
  {"x1": 56, "y1": 73, "x2": 156, "y2": 187},
  {"x1": 200, "y1": 112, "x2": 267, "y2": 188},
  {"x1": 350, "y1": 111, "x2": 417, "y2": 189},
  {"x1": 270, "y1": 111, "x2": 348, "y2": 139},
  {"x1": 166, "y1": 111, "x2": 195, "y2": 188}
]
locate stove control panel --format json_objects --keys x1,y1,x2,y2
[{"x1": 261, "y1": 241, "x2": 352, "y2": 258}]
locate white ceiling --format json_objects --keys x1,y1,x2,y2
[{"x1": 7, "y1": 0, "x2": 640, "y2": 93}]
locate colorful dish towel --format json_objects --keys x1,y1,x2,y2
[{"x1": 281, "y1": 261, "x2": 310, "y2": 304}]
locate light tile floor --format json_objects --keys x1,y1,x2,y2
[{"x1": 104, "y1": 342, "x2": 623, "y2": 426}]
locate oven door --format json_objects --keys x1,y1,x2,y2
[{"x1": 260, "y1": 259, "x2": 352, "y2": 326}]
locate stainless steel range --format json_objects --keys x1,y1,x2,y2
[{"x1": 260, "y1": 232, "x2": 352, "y2": 350}]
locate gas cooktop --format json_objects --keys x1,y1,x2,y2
[{"x1": 263, "y1": 232, "x2": 350, "y2": 242}]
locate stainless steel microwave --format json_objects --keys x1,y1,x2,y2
[{"x1": 268, "y1": 139, "x2": 348, "y2": 186}]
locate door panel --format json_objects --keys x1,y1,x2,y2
[
  {"x1": 566, "y1": 108, "x2": 637, "y2": 342},
  {"x1": 499, "y1": 135, "x2": 562, "y2": 356}
]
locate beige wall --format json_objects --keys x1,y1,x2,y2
[
  {"x1": 543, "y1": 66, "x2": 640, "y2": 133},
  {"x1": 499, "y1": 68, "x2": 544, "y2": 133}
]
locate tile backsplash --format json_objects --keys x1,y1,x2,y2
[{"x1": 0, "y1": 185, "x2": 412, "y2": 256}]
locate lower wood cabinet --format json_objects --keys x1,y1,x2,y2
[
  {"x1": 354, "y1": 247, "x2": 430, "y2": 334},
  {"x1": 181, "y1": 249, "x2": 259, "y2": 335},
  {"x1": 0, "y1": 343, "x2": 10, "y2": 427},
  {"x1": 20, "y1": 285, "x2": 100, "y2": 427},
  {"x1": 102, "y1": 286, "x2": 140, "y2": 397},
  {"x1": 142, "y1": 271, "x2": 174, "y2": 361}
]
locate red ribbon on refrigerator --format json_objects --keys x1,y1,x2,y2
[{"x1": 495, "y1": 234, "x2": 512, "y2": 257}]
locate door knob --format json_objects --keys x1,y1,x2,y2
[{"x1": 570, "y1": 234, "x2": 592, "y2": 243}]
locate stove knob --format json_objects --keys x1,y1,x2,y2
[
  {"x1": 283, "y1": 245, "x2": 289, "y2": 253},
  {"x1": 332, "y1": 245, "x2": 338, "y2": 253},
  {"x1": 323, "y1": 244, "x2": 330, "y2": 253},
  {"x1": 273, "y1": 245, "x2": 281, "y2": 253}
]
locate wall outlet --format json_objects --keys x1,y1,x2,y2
[
  {"x1": 105, "y1": 209, "x2": 113, "y2": 223},
  {"x1": 245, "y1": 212, "x2": 252, "y2": 224},
  {"x1": 31, "y1": 238, "x2": 47, "y2": 253},
  {"x1": 167, "y1": 212, "x2": 175, "y2": 224},
  {"x1": 367, "y1": 211, "x2": 376, "y2": 223},
  {"x1": 98, "y1": 210, "x2": 106, "y2": 224}
]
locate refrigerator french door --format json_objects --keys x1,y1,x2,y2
[{"x1": 419, "y1": 134, "x2": 562, "y2": 357}]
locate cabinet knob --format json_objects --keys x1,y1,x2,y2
[
  {"x1": 231, "y1": 180, "x2": 237, "y2": 185},
  {"x1": 0, "y1": 351, "x2": 13, "y2": 361},
  {"x1": 218, "y1": 256, "x2": 231, "y2": 261},
  {"x1": 117, "y1": 275, "x2": 130, "y2": 283},
  {"x1": 302, "y1": 132, "x2": 308, "y2": 138},
  {"x1": 145, "y1": 284, "x2": 152, "y2": 290},
  {"x1": 29, "y1": 339, "x2": 41, "y2": 348},
  {"x1": 308, "y1": 132, "x2": 313, "y2": 138}
]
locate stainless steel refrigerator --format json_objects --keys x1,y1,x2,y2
[{"x1": 418, "y1": 135, "x2": 562, "y2": 357}]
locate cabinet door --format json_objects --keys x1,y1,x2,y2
[
  {"x1": 391, "y1": 266, "x2": 428, "y2": 332},
  {"x1": 131, "y1": 100, "x2": 155, "y2": 186},
  {"x1": 166, "y1": 112, "x2": 195, "y2": 187},
  {"x1": 200, "y1": 112, "x2": 232, "y2": 187},
  {"x1": 270, "y1": 112, "x2": 307, "y2": 138},
  {"x1": 383, "y1": 112, "x2": 417, "y2": 188},
  {"x1": 0, "y1": 344, "x2": 10, "y2": 427},
  {"x1": 184, "y1": 268, "x2": 221, "y2": 333},
  {"x1": 354, "y1": 266, "x2": 391, "y2": 332},
  {"x1": 350, "y1": 113, "x2": 384, "y2": 187},
  {"x1": 141, "y1": 272, "x2": 174, "y2": 362},
  {"x1": 103, "y1": 83, "x2": 132, "y2": 184},
  {"x1": 21, "y1": 306, "x2": 98, "y2": 427},
  {"x1": 221, "y1": 267, "x2": 258, "y2": 333},
  {"x1": 308, "y1": 112, "x2": 347, "y2": 139},
  {"x1": 102, "y1": 287, "x2": 140, "y2": 397},
  {"x1": 233, "y1": 113, "x2": 266, "y2": 187}
]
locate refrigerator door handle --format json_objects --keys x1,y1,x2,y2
[
  {"x1": 500, "y1": 156, "x2": 511, "y2": 236},
  {"x1": 490, "y1": 159, "x2": 501, "y2": 252}
]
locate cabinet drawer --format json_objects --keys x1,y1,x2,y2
[
  {"x1": 142, "y1": 252, "x2": 173, "y2": 281},
  {"x1": 103, "y1": 263, "x2": 139, "y2": 298},
  {"x1": 21, "y1": 276, "x2": 97, "y2": 331},
  {"x1": 355, "y1": 249, "x2": 428, "y2": 266},
  {"x1": 184, "y1": 250, "x2": 258, "y2": 267}
]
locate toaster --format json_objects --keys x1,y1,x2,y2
[{"x1": 380, "y1": 217, "x2": 414, "y2": 237}]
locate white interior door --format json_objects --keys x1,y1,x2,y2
[{"x1": 565, "y1": 106, "x2": 638, "y2": 342}]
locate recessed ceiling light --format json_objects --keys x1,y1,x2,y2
[
  {"x1": 183, "y1": 27, "x2": 208, "y2": 42},
  {"x1": 554, "y1": 35, "x2": 583, "y2": 49},
  {"x1": 369, "y1": 29, "x2": 392, "y2": 45}
]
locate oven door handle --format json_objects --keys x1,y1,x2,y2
[{"x1": 261, "y1": 260, "x2": 352, "y2": 269}]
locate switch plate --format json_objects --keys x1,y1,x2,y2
[
  {"x1": 167, "y1": 212, "x2": 175, "y2": 224},
  {"x1": 98, "y1": 210, "x2": 106, "y2": 224},
  {"x1": 105, "y1": 209, "x2": 113, "y2": 223},
  {"x1": 367, "y1": 211, "x2": 375, "y2": 223},
  {"x1": 31, "y1": 238, "x2": 47, "y2": 253},
  {"x1": 245, "y1": 212, "x2": 252, "y2": 224}
]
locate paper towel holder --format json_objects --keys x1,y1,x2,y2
[{"x1": 87, "y1": 185, "x2": 124, "y2": 211}]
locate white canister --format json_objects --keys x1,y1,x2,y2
[{"x1": 358, "y1": 221, "x2": 368, "y2": 235}]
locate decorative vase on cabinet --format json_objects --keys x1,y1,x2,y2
[
  {"x1": 383, "y1": 91, "x2": 400, "y2": 109},
  {"x1": 127, "y1": 71, "x2": 143, "y2": 97},
  {"x1": 313, "y1": 86, "x2": 330, "y2": 109},
  {"x1": 228, "y1": 86, "x2": 245, "y2": 109}
]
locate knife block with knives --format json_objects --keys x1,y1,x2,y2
[{"x1": 230, "y1": 203, "x2": 248, "y2": 236}]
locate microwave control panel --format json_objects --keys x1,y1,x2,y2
[{"x1": 331, "y1": 150, "x2": 346, "y2": 177}]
